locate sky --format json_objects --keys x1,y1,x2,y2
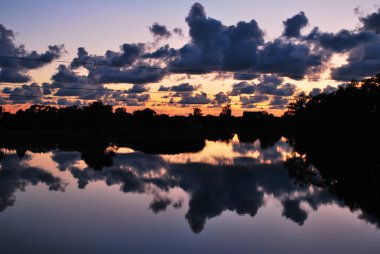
[{"x1": 0, "y1": 0, "x2": 379, "y2": 115}]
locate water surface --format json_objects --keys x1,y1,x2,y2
[{"x1": 0, "y1": 134, "x2": 379, "y2": 254}]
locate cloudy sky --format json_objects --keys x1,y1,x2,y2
[{"x1": 0, "y1": 0, "x2": 379, "y2": 115}]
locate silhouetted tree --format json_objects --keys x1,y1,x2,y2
[
  {"x1": 285, "y1": 92, "x2": 308, "y2": 117},
  {"x1": 133, "y1": 108, "x2": 156, "y2": 118},
  {"x1": 193, "y1": 107, "x2": 203, "y2": 117},
  {"x1": 219, "y1": 104, "x2": 232, "y2": 118}
]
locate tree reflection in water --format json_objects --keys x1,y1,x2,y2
[{"x1": 0, "y1": 130, "x2": 379, "y2": 233}]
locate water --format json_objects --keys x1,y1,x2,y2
[{"x1": 0, "y1": 135, "x2": 379, "y2": 254}]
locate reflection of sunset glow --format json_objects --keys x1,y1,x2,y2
[
  {"x1": 1, "y1": 134, "x2": 379, "y2": 245},
  {"x1": 162, "y1": 135, "x2": 293, "y2": 165},
  {"x1": 114, "y1": 147, "x2": 135, "y2": 154}
]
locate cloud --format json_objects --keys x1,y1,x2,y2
[
  {"x1": 229, "y1": 82, "x2": 255, "y2": 96},
  {"x1": 173, "y1": 28, "x2": 183, "y2": 36},
  {"x1": 360, "y1": 8, "x2": 380, "y2": 34},
  {"x1": 157, "y1": 86, "x2": 171, "y2": 92},
  {"x1": 306, "y1": 27, "x2": 377, "y2": 53},
  {"x1": 321, "y1": 85, "x2": 337, "y2": 94},
  {"x1": 269, "y1": 97, "x2": 289, "y2": 109},
  {"x1": 57, "y1": 98, "x2": 86, "y2": 107},
  {"x1": 168, "y1": 3, "x2": 264, "y2": 73},
  {"x1": 178, "y1": 92, "x2": 212, "y2": 104},
  {"x1": 331, "y1": 38, "x2": 380, "y2": 80},
  {"x1": 159, "y1": 82, "x2": 201, "y2": 92},
  {"x1": 283, "y1": 12, "x2": 308, "y2": 38},
  {"x1": 70, "y1": 46, "x2": 167, "y2": 85},
  {"x1": 240, "y1": 95, "x2": 269, "y2": 108},
  {"x1": 233, "y1": 73, "x2": 258, "y2": 80},
  {"x1": 4, "y1": 4, "x2": 380, "y2": 107},
  {"x1": 49, "y1": 65, "x2": 151, "y2": 104},
  {"x1": 257, "y1": 39, "x2": 324, "y2": 80},
  {"x1": 214, "y1": 92, "x2": 230, "y2": 105},
  {"x1": 0, "y1": 24, "x2": 64, "y2": 83},
  {"x1": 166, "y1": 4, "x2": 328, "y2": 80},
  {"x1": 72, "y1": 44, "x2": 144, "y2": 67},
  {"x1": 309, "y1": 85, "x2": 337, "y2": 96},
  {"x1": 309, "y1": 88, "x2": 322, "y2": 97},
  {"x1": 2, "y1": 83, "x2": 44, "y2": 104},
  {"x1": 149, "y1": 23, "x2": 172, "y2": 39},
  {"x1": 125, "y1": 84, "x2": 149, "y2": 94},
  {"x1": 255, "y1": 75, "x2": 297, "y2": 96},
  {"x1": 229, "y1": 75, "x2": 296, "y2": 102},
  {"x1": 0, "y1": 68, "x2": 29, "y2": 83},
  {"x1": 142, "y1": 45, "x2": 177, "y2": 59},
  {"x1": 50, "y1": 65, "x2": 111, "y2": 99}
]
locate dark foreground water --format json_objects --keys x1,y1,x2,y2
[{"x1": 0, "y1": 135, "x2": 379, "y2": 254}]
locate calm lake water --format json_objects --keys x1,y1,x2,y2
[{"x1": 0, "y1": 134, "x2": 379, "y2": 254}]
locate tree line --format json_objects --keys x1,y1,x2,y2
[{"x1": 0, "y1": 74, "x2": 379, "y2": 131}]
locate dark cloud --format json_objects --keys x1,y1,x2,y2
[
  {"x1": 166, "y1": 4, "x2": 329, "y2": 80},
  {"x1": 309, "y1": 85, "x2": 337, "y2": 96},
  {"x1": 178, "y1": 92, "x2": 212, "y2": 104},
  {"x1": 149, "y1": 23, "x2": 172, "y2": 39},
  {"x1": 233, "y1": 73, "x2": 258, "y2": 80},
  {"x1": 109, "y1": 43, "x2": 145, "y2": 65},
  {"x1": 269, "y1": 97, "x2": 289, "y2": 109},
  {"x1": 131, "y1": 93, "x2": 150, "y2": 102},
  {"x1": 240, "y1": 95, "x2": 269, "y2": 108},
  {"x1": 168, "y1": 3, "x2": 264, "y2": 74},
  {"x1": 50, "y1": 65, "x2": 110, "y2": 100},
  {"x1": 360, "y1": 8, "x2": 380, "y2": 34},
  {"x1": 295, "y1": 9, "x2": 380, "y2": 80},
  {"x1": 52, "y1": 64, "x2": 90, "y2": 84},
  {"x1": 70, "y1": 46, "x2": 167, "y2": 85},
  {"x1": 173, "y1": 28, "x2": 183, "y2": 36},
  {"x1": 283, "y1": 12, "x2": 309, "y2": 38},
  {"x1": 2, "y1": 83, "x2": 44, "y2": 104},
  {"x1": 228, "y1": 75, "x2": 297, "y2": 99},
  {"x1": 257, "y1": 40, "x2": 324, "y2": 80},
  {"x1": 255, "y1": 75, "x2": 297, "y2": 96},
  {"x1": 142, "y1": 45, "x2": 177, "y2": 59},
  {"x1": 0, "y1": 68, "x2": 29, "y2": 83},
  {"x1": 92, "y1": 64, "x2": 167, "y2": 85},
  {"x1": 331, "y1": 39, "x2": 380, "y2": 81},
  {"x1": 108, "y1": 93, "x2": 150, "y2": 106},
  {"x1": 158, "y1": 86, "x2": 171, "y2": 92},
  {"x1": 4, "y1": 4, "x2": 380, "y2": 106},
  {"x1": 214, "y1": 92, "x2": 230, "y2": 105},
  {"x1": 229, "y1": 82, "x2": 255, "y2": 96},
  {"x1": 309, "y1": 88, "x2": 322, "y2": 97},
  {"x1": 125, "y1": 84, "x2": 149, "y2": 94},
  {"x1": 306, "y1": 27, "x2": 377, "y2": 53},
  {"x1": 321, "y1": 85, "x2": 337, "y2": 94},
  {"x1": 159, "y1": 83, "x2": 200, "y2": 92},
  {"x1": 49, "y1": 64, "x2": 152, "y2": 104},
  {"x1": 57, "y1": 98, "x2": 86, "y2": 107},
  {"x1": 0, "y1": 97, "x2": 7, "y2": 105},
  {"x1": 0, "y1": 24, "x2": 64, "y2": 83}
]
